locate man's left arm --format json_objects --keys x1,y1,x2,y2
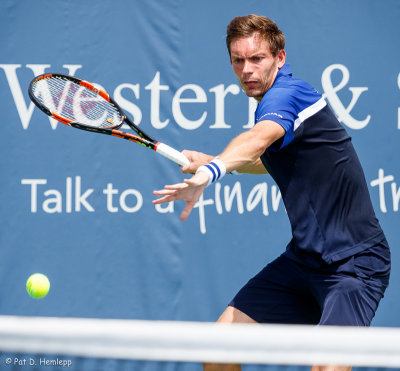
[
  {"x1": 153, "y1": 120, "x2": 285, "y2": 220},
  {"x1": 181, "y1": 151, "x2": 268, "y2": 175},
  {"x1": 217, "y1": 120, "x2": 285, "y2": 173}
]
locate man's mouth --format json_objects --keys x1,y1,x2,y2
[{"x1": 243, "y1": 80, "x2": 258, "y2": 88}]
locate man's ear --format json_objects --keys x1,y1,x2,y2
[{"x1": 277, "y1": 49, "x2": 286, "y2": 69}]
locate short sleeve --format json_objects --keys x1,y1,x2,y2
[{"x1": 255, "y1": 88, "x2": 297, "y2": 151}]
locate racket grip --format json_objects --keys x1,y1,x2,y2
[{"x1": 155, "y1": 142, "x2": 190, "y2": 167}]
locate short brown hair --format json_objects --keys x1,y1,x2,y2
[{"x1": 226, "y1": 15, "x2": 285, "y2": 57}]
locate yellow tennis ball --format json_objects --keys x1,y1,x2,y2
[{"x1": 26, "y1": 273, "x2": 50, "y2": 299}]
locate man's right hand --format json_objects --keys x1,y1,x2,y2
[{"x1": 180, "y1": 150, "x2": 215, "y2": 174}]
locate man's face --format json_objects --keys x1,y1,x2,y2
[{"x1": 230, "y1": 33, "x2": 285, "y2": 102}]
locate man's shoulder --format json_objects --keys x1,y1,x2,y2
[
  {"x1": 272, "y1": 72, "x2": 320, "y2": 97},
  {"x1": 259, "y1": 77, "x2": 322, "y2": 114}
]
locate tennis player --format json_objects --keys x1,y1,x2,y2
[{"x1": 153, "y1": 15, "x2": 390, "y2": 371}]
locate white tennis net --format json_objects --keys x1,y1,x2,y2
[{"x1": 0, "y1": 315, "x2": 399, "y2": 369}]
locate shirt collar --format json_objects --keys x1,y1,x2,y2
[
  {"x1": 277, "y1": 63, "x2": 292, "y2": 78},
  {"x1": 259, "y1": 64, "x2": 292, "y2": 102}
]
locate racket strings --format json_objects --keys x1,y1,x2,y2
[{"x1": 32, "y1": 76, "x2": 122, "y2": 128}]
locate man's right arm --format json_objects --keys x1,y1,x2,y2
[{"x1": 236, "y1": 158, "x2": 268, "y2": 174}]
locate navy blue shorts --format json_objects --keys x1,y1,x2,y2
[{"x1": 229, "y1": 242, "x2": 391, "y2": 326}]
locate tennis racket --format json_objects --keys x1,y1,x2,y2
[{"x1": 28, "y1": 73, "x2": 190, "y2": 166}]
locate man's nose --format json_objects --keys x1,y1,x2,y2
[{"x1": 242, "y1": 60, "x2": 253, "y2": 74}]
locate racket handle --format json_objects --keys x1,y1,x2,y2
[{"x1": 155, "y1": 142, "x2": 190, "y2": 167}]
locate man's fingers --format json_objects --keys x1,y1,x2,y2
[
  {"x1": 152, "y1": 194, "x2": 174, "y2": 204},
  {"x1": 153, "y1": 189, "x2": 175, "y2": 196},
  {"x1": 153, "y1": 183, "x2": 188, "y2": 195},
  {"x1": 152, "y1": 175, "x2": 206, "y2": 216},
  {"x1": 180, "y1": 202, "x2": 195, "y2": 221},
  {"x1": 152, "y1": 182, "x2": 190, "y2": 204}
]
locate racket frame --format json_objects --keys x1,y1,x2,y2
[
  {"x1": 28, "y1": 73, "x2": 189, "y2": 166},
  {"x1": 28, "y1": 73, "x2": 158, "y2": 148}
]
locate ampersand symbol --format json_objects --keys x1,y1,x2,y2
[{"x1": 322, "y1": 64, "x2": 371, "y2": 130}]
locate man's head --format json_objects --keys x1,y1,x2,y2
[
  {"x1": 226, "y1": 15, "x2": 285, "y2": 57},
  {"x1": 226, "y1": 15, "x2": 286, "y2": 101}
]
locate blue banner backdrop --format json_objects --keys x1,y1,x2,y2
[{"x1": 0, "y1": 0, "x2": 399, "y2": 370}]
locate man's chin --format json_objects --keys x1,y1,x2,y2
[{"x1": 244, "y1": 89, "x2": 264, "y2": 101}]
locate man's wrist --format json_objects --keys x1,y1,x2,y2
[{"x1": 196, "y1": 158, "x2": 227, "y2": 186}]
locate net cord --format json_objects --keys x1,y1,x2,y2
[{"x1": 0, "y1": 316, "x2": 399, "y2": 367}]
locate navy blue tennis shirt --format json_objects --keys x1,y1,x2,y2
[{"x1": 256, "y1": 64, "x2": 385, "y2": 266}]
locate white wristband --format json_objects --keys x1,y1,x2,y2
[{"x1": 196, "y1": 159, "x2": 227, "y2": 186}]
